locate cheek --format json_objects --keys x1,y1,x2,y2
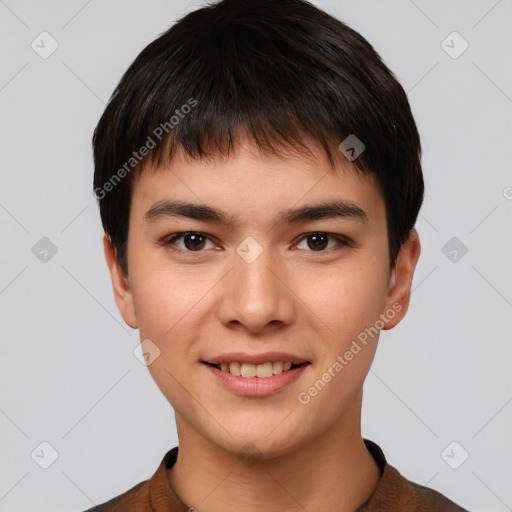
[
  {"x1": 295, "y1": 274, "x2": 383, "y2": 428},
  {"x1": 299, "y1": 258, "x2": 388, "y2": 343},
  {"x1": 129, "y1": 241, "x2": 211, "y2": 335},
  {"x1": 130, "y1": 266, "x2": 211, "y2": 411}
]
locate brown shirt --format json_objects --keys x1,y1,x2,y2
[{"x1": 84, "y1": 439, "x2": 469, "y2": 511}]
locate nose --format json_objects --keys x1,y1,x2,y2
[{"x1": 216, "y1": 241, "x2": 296, "y2": 334}]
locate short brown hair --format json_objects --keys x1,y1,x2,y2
[{"x1": 93, "y1": 0, "x2": 424, "y2": 276}]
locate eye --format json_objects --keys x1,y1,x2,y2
[
  {"x1": 163, "y1": 231, "x2": 351, "y2": 254},
  {"x1": 164, "y1": 231, "x2": 217, "y2": 252},
  {"x1": 295, "y1": 232, "x2": 351, "y2": 252}
]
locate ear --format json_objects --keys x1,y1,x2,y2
[
  {"x1": 382, "y1": 228, "x2": 421, "y2": 330},
  {"x1": 103, "y1": 234, "x2": 138, "y2": 329}
]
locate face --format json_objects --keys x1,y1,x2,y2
[{"x1": 105, "y1": 137, "x2": 420, "y2": 459}]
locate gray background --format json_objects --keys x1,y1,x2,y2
[{"x1": 0, "y1": 0, "x2": 511, "y2": 511}]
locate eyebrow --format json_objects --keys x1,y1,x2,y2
[{"x1": 143, "y1": 199, "x2": 369, "y2": 227}]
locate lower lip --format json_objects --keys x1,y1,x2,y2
[{"x1": 204, "y1": 363, "x2": 309, "y2": 397}]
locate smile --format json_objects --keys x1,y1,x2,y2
[{"x1": 206, "y1": 361, "x2": 307, "y2": 378}]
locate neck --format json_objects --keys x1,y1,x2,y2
[{"x1": 167, "y1": 397, "x2": 381, "y2": 512}]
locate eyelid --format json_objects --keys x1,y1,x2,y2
[
  {"x1": 293, "y1": 232, "x2": 352, "y2": 252},
  {"x1": 163, "y1": 231, "x2": 219, "y2": 251},
  {"x1": 163, "y1": 231, "x2": 352, "y2": 253}
]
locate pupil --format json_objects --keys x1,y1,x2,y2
[
  {"x1": 185, "y1": 233, "x2": 205, "y2": 250},
  {"x1": 308, "y1": 233, "x2": 327, "y2": 250},
  {"x1": 182, "y1": 233, "x2": 329, "y2": 251}
]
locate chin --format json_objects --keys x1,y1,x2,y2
[{"x1": 208, "y1": 422, "x2": 307, "y2": 461}]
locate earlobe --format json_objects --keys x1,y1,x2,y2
[
  {"x1": 382, "y1": 228, "x2": 421, "y2": 330},
  {"x1": 103, "y1": 234, "x2": 138, "y2": 329}
]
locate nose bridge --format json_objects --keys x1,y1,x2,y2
[{"x1": 217, "y1": 236, "x2": 294, "y2": 331}]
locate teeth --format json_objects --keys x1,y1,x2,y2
[
  {"x1": 216, "y1": 361, "x2": 301, "y2": 378},
  {"x1": 240, "y1": 363, "x2": 256, "y2": 377},
  {"x1": 272, "y1": 361, "x2": 283, "y2": 374},
  {"x1": 229, "y1": 361, "x2": 241, "y2": 376},
  {"x1": 256, "y1": 362, "x2": 273, "y2": 378}
]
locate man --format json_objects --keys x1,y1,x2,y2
[{"x1": 89, "y1": 0, "x2": 468, "y2": 510}]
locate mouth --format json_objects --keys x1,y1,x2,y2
[
  {"x1": 203, "y1": 361, "x2": 309, "y2": 378},
  {"x1": 202, "y1": 358, "x2": 311, "y2": 397},
  {"x1": 201, "y1": 352, "x2": 311, "y2": 396}
]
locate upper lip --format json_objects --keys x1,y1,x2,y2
[{"x1": 203, "y1": 352, "x2": 310, "y2": 365}]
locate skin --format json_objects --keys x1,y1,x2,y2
[{"x1": 104, "y1": 136, "x2": 421, "y2": 512}]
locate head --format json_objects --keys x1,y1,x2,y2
[{"x1": 94, "y1": 0, "x2": 422, "y2": 458}]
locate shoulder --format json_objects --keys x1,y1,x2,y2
[
  {"x1": 82, "y1": 480, "x2": 151, "y2": 512},
  {"x1": 386, "y1": 464, "x2": 469, "y2": 511},
  {"x1": 80, "y1": 446, "x2": 180, "y2": 512},
  {"x1": 360, "y1": 439, "x2": 469, "y2": 512},
  {"x1": 81, "y1": 447, "x2": 180, "y2": 512}
]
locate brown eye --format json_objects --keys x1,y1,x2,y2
[
  {"x1": 165, "y1": 232, "x2": 214, "y2": 251},
  {"x1": 306, "y1": 233, "x2": 328, "y2": 250},
  {"x1": 183, "y1": 233, "x2": 206, "y2": 250},
  {"x1": 296, "y1": 232, "x2": 350, "y2": 252}
]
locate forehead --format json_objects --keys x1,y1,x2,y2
[{"x1": 130, "y1": 137, "x2": 385, "y2": 228}]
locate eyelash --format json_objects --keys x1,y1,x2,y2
[{"x1": 162, "y1": 231, "x2": 352, "y2": 255}]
